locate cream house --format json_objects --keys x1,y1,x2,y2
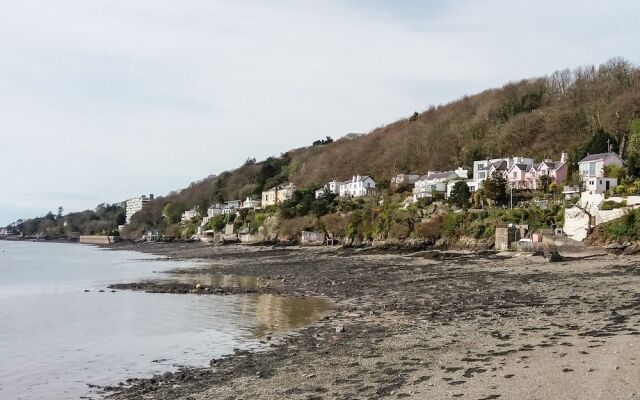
[{"x1": 262, "y1": 183, "x2": 298, "y2": 206}]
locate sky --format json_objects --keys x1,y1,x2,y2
[{"x1": 1, "y1": 0, "x2": 639, "y2": 225}]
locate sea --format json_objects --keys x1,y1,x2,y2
[{"x1": 0, "y1": 240, "x2": 329, "y2": 399}]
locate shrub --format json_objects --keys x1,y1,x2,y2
[
  {"x1": 413, "y1": 215, "x2": 444, "y2": 241},
  {"x1": 601, "y1": 200, "x2": 625, "y2": 210},
  {"x1": 388, "y1": 222, "x2": 411, "y2": 240},
  {"x1": 442, "y1": 212, "x2": 464, "y2": 237},
  {"x1": 277, "y1": 216, "x2": 318, "y2": 240}
]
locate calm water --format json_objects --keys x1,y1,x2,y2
[{"x1": 0, "y1": 241, "x2": 330, "y2": 400}]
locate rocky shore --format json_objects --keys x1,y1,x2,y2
[{"x1": 104, "y1": 242, "x2": 640, "y2": 400}]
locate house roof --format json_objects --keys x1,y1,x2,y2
[
  {"x1": 428, "y1": 171, "x2": 457, "y2": 180},
  {"x1": 579, "y1": 152, "x2": 621, "y2": 163},
  {"x1": 480, "y1": 160, "x2": 508, "y2": 171}
]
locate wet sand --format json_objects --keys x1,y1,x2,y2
[{"x1": 106, "y1": 242, "x2": 640, "y2": 399}]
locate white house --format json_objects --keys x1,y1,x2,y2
[
  {"x1": 578, "y1": 152, "x2": 624, "y2": 178},
  {"x1": 222, "y1": 200, "x2": 241, "y2": 215},
  {"x1": 181, "y1": 207, "x2": 198, "y2": 222},
  {"x1": 125, "y1": 194, "x2": 154, "y2": 224},
  {"x1": 207, "y1": 204, "x2": 224, "y2": 217},
  {"x1": 339, "y1": 175, "x2": 376, "y2": 197},
  {"x1": 315, "y1": 180, "x2": 341, "y2": 199},
  {"x1": 241, "y1": 197, "x2": 261, "y2": 209},
  {"x1": 413, "y1": 168, "x2": 468, "y2": 201}
]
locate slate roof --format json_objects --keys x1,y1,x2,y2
[
  {"x1": 579, "y1": 152, "x2": 620, "y2": 163},
  {"x1": 480, "y1": 160, "x2": 508, "y2": 171}
]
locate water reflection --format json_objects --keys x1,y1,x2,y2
[
  {"x1": 241, "y1": 294, "x2": 332, "y2": 337},
  {"x1": 169, "y1": 273, "x2": 333, "y2": 337}
]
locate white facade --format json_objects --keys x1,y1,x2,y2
[
  {"x1": 578, "y1": 152, "x2": 624, "y2": 178},
  {"x1": 207, "y1": 204, "x2": 224, "y2": 217},
  {"x1": 315, "y1": 180, "x2": 341, "y2": 199},
  {"x1": 241, "y1": 197, "x2": 261, "y2": 209},
  {"x1": 338, "y1": 175, "x2": 376, "y2": 197},
  {"x1": 390, "y1": 174, "x2": 420, "y2": 188},
  {"x1": 584, "y1": 177, "x2": 618, "y2": 195},
  {"x1": 412, "y1": 168, "x2": 468, "y2": 201},
  {"x1": 222, "y1": 200, "x2": 241, "y2": 215},
  {"x1": 125, "y1": 194, "x2": 154, "y2": 224},
  {"x1": 181, "y1": 208, "x2": 198, "y2": 222}
]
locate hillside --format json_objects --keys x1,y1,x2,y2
[
  {"x1": 120, "y1": 58, "x2": 640, "y2": 236},
  {"x1": 13, "y1": 58, "x2": 640, "y2": 238}
]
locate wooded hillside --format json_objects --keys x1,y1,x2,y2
[{"x1": 82, "y1": 59, "x2": 640, "y2": 236}]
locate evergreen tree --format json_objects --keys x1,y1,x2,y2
[
  {"x1": 449, "y1": 181, "x2": 471, "y2": 208},
  {"x1": 483, "y1": 172, "x2": 508, "y2": 206}
]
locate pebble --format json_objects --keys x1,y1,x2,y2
[
  {"x1": 335, "y1": 325, "x2": 345, "y2": 333},
  {"x1": 84, "y1": 289, "x2": 90, "y2": 292}
]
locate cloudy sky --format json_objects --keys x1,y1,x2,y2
[{"x1": 1, "y1": 0, "x2": 639, "y2": 225}]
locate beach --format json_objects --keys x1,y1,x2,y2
[{"x1": 105, "y1": 243, "x2": 640, "y2": 399}]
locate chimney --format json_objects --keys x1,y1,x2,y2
[{"x1": 560, "y1": 151, "x2": 567, "y2": 163}]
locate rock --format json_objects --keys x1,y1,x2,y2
[
  {"x1": 335, "y1": 325, "x2": 345, "y2": 334},
  {"x1": 345, "y1": 313, "x2": 361, "y2": 318},
  {"x1": 84, "y1": 289, "x2": 90, "y2": 292},
  {"x1": 195, "y1": 283, "x2": 202, "y2": 289},
  {"x1": 98, "y1": 289, "x2": 105, "y2": 292},
  {"x1": 623, "y1": 243, "x2": 640, "y2": 255},
  {"x1": 305, "y1": 373, "x2": 315, "y2": 378}
]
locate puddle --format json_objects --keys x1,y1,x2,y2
[{"x1": 244, "y1": 294, "x2": 333, "y2": 337}]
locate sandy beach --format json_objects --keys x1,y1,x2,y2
[{"x1": 105, "y1": 243, "x2": 640, "y2": 399}]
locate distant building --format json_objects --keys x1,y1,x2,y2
[
  {"x1": 181, "y1": 207, "x2": 199, "y2": 222},
  {"x1": 390, "y1": 174, "x2": 420, "y2": 189},
  {"x1": 578, "y1": 152, "x2": 624, "y2": 178},
  {"x1": 222, "y1": 200, "x2": 241, "y2": 215},
  {"x1": 262, "y1": 183, "x2": 298, "y2": 206},
  {"x1": 338, "y1": 175, "x2": 376, "y2": 198},
  {"x1": 315, "y1": 180, "x2": 341, "y2": 199},
  {"x1": 413, "y1": 168, "x2": 467, "y2": 201},
  {"x1": 241, "y1": 197, "x2": 261, "y2": 209},
  {"x1": 125, "y1": 194, "x2": 153, "y2": 224}
]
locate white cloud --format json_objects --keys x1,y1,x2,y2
[{"x1": 1, "y1": 0, "x2": 639, "y2": 224}]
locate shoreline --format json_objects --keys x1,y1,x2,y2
[{"x1": 102, "y1": 241, "x2": 640, "y2": 399}]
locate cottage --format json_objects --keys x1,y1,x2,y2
[
  {"x1": 261, "y1": 183, "x2": 298, "y2": 206},
  {"x1": 533, "y1": 151, "x2": 568, "y2": 186},
  {"x1": 241, "y1": 197, "x2": 261, "y2": 209},
  {"x1": 413, "y1": 168, "x2": 467, "y2": 201},
  {"x1": 315, "y1": 180, "x2": 341, "y2": 199},
  {"x1": 472, "y1": 157, "x2": 533, "y2": 183},
  {"x1": 222, "y1": 200, "x2": 241, "y2": 215},
  {"x1": 338, "y1": 175, "x2": 376, "y2": 197},
  {"x1": 181, "y1": 207, "x2": 198, "y2": 222},
  {"x1": 506, "y1": 163, "x2": 536, "y2": 189},
  {"x1": 390, "y1": 174, "x2": 420, "y2": 189},
  {"x1": 578, "y1": 152, "x2": 624, "y2": 178}
]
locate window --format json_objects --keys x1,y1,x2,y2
[
  {"x1": 513, "y1": 172, "x2": 517, "y2": 178},
  {"x1": 478, "y1": 172, "x2": 485, "y2": 179},
  {"x1": 589, "y1": 162, "x2": 596, "y2": 176}
]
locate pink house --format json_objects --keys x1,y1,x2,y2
[
  {"x1": 506, "y1": 163, "x2": 536, "y2": 189},
  {"x1": 506, "y1": 152, "x2": 569, "y2": 190}
]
